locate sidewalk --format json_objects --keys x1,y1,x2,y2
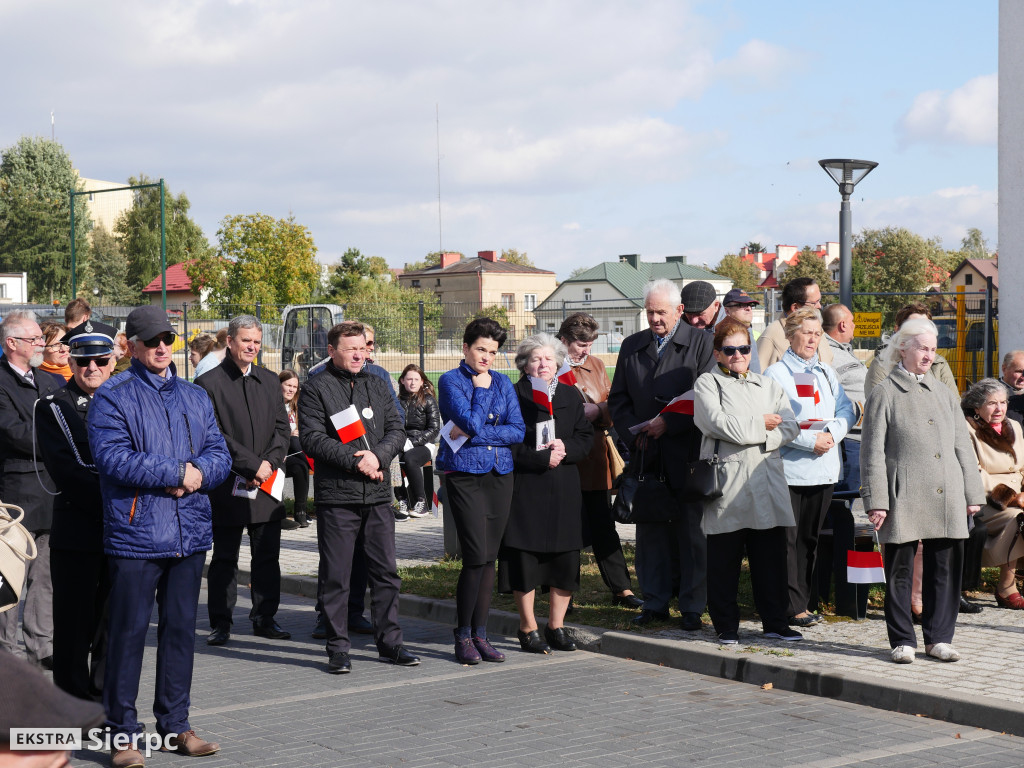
[{"x1": 216, "y1": 511, "x2": 1024, "y2": 737}]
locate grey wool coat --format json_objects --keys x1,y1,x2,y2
[
  {"x1": 860, "y1": 366, "x2": 986, "y2": 544},
  {"x1": 693, "y1": 369, "x2": 799, "y2": 535}
]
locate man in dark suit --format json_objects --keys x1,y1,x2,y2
[
  {"x1": 608, "y1": 279, "x2": 716, "y2": 631},
  {"x1": 197, "y1": 315, "x2": 293, "y2": 646},
  {"x1": 0, "y1": 310, "x2": 60, "y2": 667}
]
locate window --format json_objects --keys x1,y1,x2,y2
[
  {"x1": 411, "y1": 279, "x2": 420, "y2": 288},
  {"x1": 965, "y1": 273, "x2": 973, "y2": 286},
  {"x1": 613, "y1": 320, "x2": 623, "y2": 335},
  {"x1": 523, "y1": 294, "x2": 537, "y2": 311},
  {"x1": 583, "y1": 288, "x2": 592, "y2": 303},
  {"x1": 501, "y1": 293, "x2": 515, "y2": 311},
  {"x1": 0, "y1": 284, "x2": 6, "y2": 299},
  {"x1": 546, "y1": 322, "x2": 556, "y2": 331},
  {"x1": 436, "y1": 278, "x2": 441, "y2": 286}
]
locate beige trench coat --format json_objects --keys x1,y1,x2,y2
[{"x1": 965, "y1": 417, "x2": 1024, "y2": 566}]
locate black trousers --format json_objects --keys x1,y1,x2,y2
[
  {"x1": 51, "y1": 548, "x2": 110, "y2": 701},
  {"x1": 315, "y1": 525, "x2": 367, "y2": 618},
  {"x1": 285, "y1": 451, "x2": 310, "y2": 516},
  {"x1": 962, "y1": 516, "x2": 988, "y2": 591},
  {"x1": 581, "y1": 490, "x2": 632, "y2": 595},
  {"x1": 318, "y1": 502, "x2": 402, "y2": 655},
  {"x1": 707, "y1": 526, "x2": 789, "y2": 634},
  {"x1": 786, "y1": 484, "x2": 833, "y2": 617},
  {"x1": 884, "y1": 538, "x2": 963, "y2": 648},
  {"x1": 207, "y1": 521, "x2": 282, "y2": 629},
  {"x1": 398, "y1": 445, "x2": 433, "y2": 503}
]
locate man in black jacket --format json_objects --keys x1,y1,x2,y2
[
  {"x1": 0, "y1": 310, "x2": 60, "y2": 667},
  {"x1": 608, "y1": 279, "x2": 716, "y2": 631},
  {"x1": 298, "y1": 320, "x2": 418, "y2": 674},
  {"x1": 197, "y1": 315, "x2": 292, "y2": 646},
  {"x1": 36, "y1": 320, "x2": 118, "y2": 700}
]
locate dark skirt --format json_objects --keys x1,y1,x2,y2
[
  {"x1": 444, "y1": 469, "x2": 514, "y2": 565},
  {"x1": 498, "y1": 547, "x2": 581, "y2": 593}
]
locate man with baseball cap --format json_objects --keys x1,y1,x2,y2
[
  {"x1": 36, "y1": 320, "x2": 118, "y2": 702},
  {"x1": 679, "y1": 281, "x2": 720, "y2": 331},
  {"x1": 88, "y1": 305, "x2": 231, "y2": 767},
  {"x1": 720, "y1": 289, "x2": 762, "y2": 373}
]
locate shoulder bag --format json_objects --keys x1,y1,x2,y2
[
  {"x1": 683, "y1": 378, "x2": 725, "y2": 500},
  {"x1": 612, "y1": 443, "x2": 674, "y2": 524}
]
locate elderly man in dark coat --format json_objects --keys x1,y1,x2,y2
[
  {"x1": 197, "y1": 315, "x2": 292, "y2": 646},
  {"x1": 0, "y1": 309, "x2": 60, "y2": 667},
  {"x1": 608, "y1": 279, "x2": 716, "y2": 630}
]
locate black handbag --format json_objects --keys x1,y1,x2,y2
[
  {"x1": 612, "y1": 444, "x2": 674, "y2": 524},
  {"x1": 682, "y1": 377, "x2": 724, "y2": 500}
]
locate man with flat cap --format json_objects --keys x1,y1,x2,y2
[
  {"x1": 680, "y1": 280, "x2": 721, "y2": 332},
  {"x1": 88, "y1": 306, "x2": 231, "y2": 768},
  {"x1": 36, "y1": 320, "x2": 118, "y2": 702}
]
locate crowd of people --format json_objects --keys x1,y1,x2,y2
[{"x1": 1, "y1": 277, "x2": 1023, "y2": 764}]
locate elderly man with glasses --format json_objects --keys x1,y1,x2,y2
[
  {"x1": 88, "y1": 305, "x2": 231, "y2": 767},
  {"x1": 0, "y1": 310, "x2": 61, "y2": 668},
  {"x1": 757, "y1": 277, "x2": 834, "y2": 369}
]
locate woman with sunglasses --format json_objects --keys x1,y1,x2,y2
[
  {"x1": 39, "y1": 320, "x2": 72, "y2": 385},
  {"x1": 763, "y1": 307, "x2": 854, "y2": 629},
  {"x1": 694, "y1": 318, "x2": 800, "y2": 644}
]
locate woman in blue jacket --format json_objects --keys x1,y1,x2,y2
[{"x1": 437, "y1": 318, "x2": 525, "y2": 665}]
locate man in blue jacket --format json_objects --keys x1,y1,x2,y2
[{"x1": 89, "y1": 306, "x2": 231, "y2": 768}]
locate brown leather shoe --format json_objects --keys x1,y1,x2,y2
[
  {"x1": 111, "y1": 748, "x2": 145, "y2": 768},
  {"x1": 162, "y1": 730, "x2": 220, "y2": 756}
]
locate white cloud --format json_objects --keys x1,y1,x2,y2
[
  {"x1": 898, "y1": 74, "x2": 996, "y2": 146},
  {"x1": 714, "y1": 39, "x2": 803, "y2": 90}
]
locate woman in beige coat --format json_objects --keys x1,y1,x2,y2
[
  {"x1": 862, "y1": 318, "x2": 986, "y2": 665},
  {"x1": 963, "y1": 378, "x2": 1024, "y2": 609},
  {"x1": 694, "y1": 318, "x2": 800, "y2": 645}
]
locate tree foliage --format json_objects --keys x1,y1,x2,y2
[
  {"x1": 468, "y1": 304, "x2": 511, "y2": 332},
  {"x1": 713, "y1": 254, "x2": 761, "y2": 293},
  {"x1": 0, "y1": 136, "x2": 90, "y2": 302},
  {"x1": 783, "y1": 247, "x2": 837, "y2": 292},
  {"x1": 114, "y1": 175, "x2": 212, "y2": 293},
  {"x1": 744, "y1": 241, "x2": 766, "y2": 254},
  {"x1": 853, "y1": 227, "x2": 947, "y2": 294},
  {"x1": 187, "y1": 213, "x2": 320, "y2": 315},
  {"x1": 403, "y1": 251, "x2": 447, "y2": 272},
  {"x1": 327, "y1": 247, "x2": 392, "y2": 300},
  {"x1": 500, "y1": 248, "x2": 534, "y2": 267},
  {"x1": 343, "y1": 280, "x2": 443, "y2": 354},
  {"x1": 959, "y1": 227, "x2": 992, "y2": 260},
  {"x1": 82, "y1": 225, "x2": 136, "y2": 305}
]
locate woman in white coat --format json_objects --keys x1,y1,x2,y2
[{"x1": 694, "y1": 318, "x2": 801, "y2": 645}]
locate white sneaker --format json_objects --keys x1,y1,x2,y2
[
  {"x1": 925, "y1": 643, "x2": 960, "y2": 662},
  {"x1": 408, "y1": 500, "x2": 428, "y2": 518},
  {"x1": 891, "y1": 645, "x2": 915, "y2": 664}
]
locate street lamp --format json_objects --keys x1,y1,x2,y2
[{"x1": 818, "y1": 158, "x2": 878, "y2": 309}]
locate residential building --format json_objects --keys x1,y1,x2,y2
[
  {"x1": 741, "y1": 243, "x2": 838, "y2": 288},
  {"x1": 0, "y1": 272, "x2": 29, "y2": 304},
  {"x1": 948, "y1": 258, "x2": 998, "y2": 299},
  {"x1": 79, "y1": 177, "x2": 135, "y2": 234},
  {"x1": 142, "y1": 261, "x2": 203, "y2": 306}
]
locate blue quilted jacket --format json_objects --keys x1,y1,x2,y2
[
  {"x1": 88, "y1": 359, "x2": 231, "y2": 559},
  {"x1": 436, "y1": 362, "x2": 524, "y2": 474}
]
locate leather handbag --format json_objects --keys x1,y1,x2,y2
[
  {"x1": 612, "y1": 444, "x2": 674, "y2": 524},
  {"x1": 682, "y1": 377, "x2": 724, "y2": 500},
  {"x1": 0, "y1": 503, "x2": 36, "y2": 614}
]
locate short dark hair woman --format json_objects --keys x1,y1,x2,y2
[
  {"x1": 437, "y1": 318, "x2": 525, "y2": 665},
  {"x1": 397, "y1": 364, "x2": 440, "y2": 518}
]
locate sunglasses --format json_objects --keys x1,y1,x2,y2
[
  {"x1": 142, "y1": 333, "x2": 176, "y2": 348},
  {"x1": 718, "y1": 345, "x2": 751, "y2": 356},
  {"x1": 73, "y1": 356, "x2": 112, "y2": 367}
]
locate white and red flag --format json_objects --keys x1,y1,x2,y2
[
  {"x1": 259, "y1": 469, "x2": 285, "y2": 502},
  {"x1": 660, "y1": 390, "x2": 695, "y2": 416},
  {"x1": 847, "y1": 550, "x2": 885, "y2": 584},
  {"x1": 530, "y1": 376, "x2": 554, "y2": 416},
  {"x1": 331, "y1": 405, "x2": 367, "y2": 444},
  {"x1": 431, "y1": 490, "x2": 441, "y2": 517},
  {"x1": 556, "y1": 360, "x2": 577, "y2": 387},
  {"x1": 793, "y1": 372, "x2": 821, "y2": 405}
]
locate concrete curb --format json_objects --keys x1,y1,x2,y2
[{"x1": 221, "y1": 568, "x2": 1024, "y2": 737}]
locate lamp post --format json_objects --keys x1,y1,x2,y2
[{"x1": 818, "y1": 159, "x2": 877, "y2": 309}]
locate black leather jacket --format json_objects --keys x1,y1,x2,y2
[{"x1": 400, "y1": 393, "x2": 441, "y2": 447}]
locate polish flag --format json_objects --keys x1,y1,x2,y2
[
  {"x1": 846, "y1": 550, "x2": 886, "y2": 584},
  {"x1": 530, "y1": 376, "x2": 554, "y2": 416},
  {"x1": 259, "y1": 469, "x2": 285, "y2": 502},
  {"x1": 431, "y1": 490, "x2": 441, "y2": 517},
  {"x1": 799, "y1": 419, "x2": 825, "y2": 430},
  {"x1": 794, "y1": 373, "x2": 821, "y2": 404},
  {"x1": 660, "y1": 390, "x2": 695, "y2": 416},
  {"x1": 556, "y1": 360, "x2": 577, "y2": 387},
  {"x1": 331, "y1": 405, "x2": 366, "y2": 444},
  {"x1": 306, "y1": 455, "x2": 315, "y2": 472}
]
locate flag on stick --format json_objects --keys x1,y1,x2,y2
[
  {"x1": 793, "y1": 372, "x2": 821, "y2": 404},
  {"x1": 660, "y1": 390, "x2": 695, "y2": 416},
  {"x1": 556, "y1": 360, "x2": 577, "y2": 387},
  {"x1": 847, "y1": 550, "x2": 885, "y2": 584},
  {"x1": 331, "y1": 405, "x2": 367, "y2": 444},
  {"x1": 431, "y1": 490, "x2": 441, "y2": 517},
  {"x1": 530, "y1": 376, "x2": 554, "y2": 416},
  {"x1": 259, "y1": 469, "x2": 285, "y2": 501}
]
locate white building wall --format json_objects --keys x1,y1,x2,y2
[{"x1": 1000, "y1": 1, "x2": 1024, "y2": 362}]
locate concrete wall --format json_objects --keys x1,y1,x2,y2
[{"x1": 1000, "y1": 1, "x2": 1024, "y2": 361}]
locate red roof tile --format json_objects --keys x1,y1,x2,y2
[{"x1": 143, "y1": 261, "x2": 194, "y2": 294}]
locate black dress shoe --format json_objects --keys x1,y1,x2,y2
[
  {"x1": 517, "y1": 629, "x2": 550, "y2": 654},
  {"x1": 787, "y1": 613, "x2": 823, "y2": 628},
  {"x1": 312, "y1": 613, "x2": 327, "y2": 639},
  {"x1": 680, "y1": 611, "x2": 703, "y2": 631},
  {"x1": 631, "y1": 609, "x2": 670, "y2": 626},
  {"x1": 296, "y1": 511, "x2": 310, "y2": 528},
  {"x1": 281, "y1": 517, "x2": 300, "y2": 530},
  {"x1": 612, "y1": 593, "x2": 644, "y2": 609},
  {"x1": 327, "y1": 652, "x2": 351, "y2": 674},
  {"x1": 379, "y1": 645, "x2": 420, "y2": 666},
  {"x1": 253, "y1": 620, "x2": 291, "y2": 640},
  {"x1": 543, "y1": 625, "x2": 577, "y2": 652},
  {"x1": 959, "y1": 595, "x2": 983, "y2": 614},
  {"x1": 207, "y1": 626, "x2": 230, "y2": 646},
  {"x1": 349, "y1": 614, "x2": 373, "y2": 634}
]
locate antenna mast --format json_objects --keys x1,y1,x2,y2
[{"x1": 436, "y1": 104, "x2": 443, "y2": 255}]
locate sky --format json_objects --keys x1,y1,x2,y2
[{"x1": 0, "y1": 1, "x2": 998, "y2": 279}]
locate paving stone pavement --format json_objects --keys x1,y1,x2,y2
[{"x1": 70, "y1": 587, "x2": 1024, "y2": 768}]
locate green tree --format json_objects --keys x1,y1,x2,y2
[
  {"x1": 713, "y1": 254, "x2": 760, "y2": 293},
  {"x1": 468, "y1": 304, "x2": 511, "y2": 332},
  {"x1": 744, "y1": 241, "x2": 765, "y2": 255},
  {"x1": 0, "y1": 136, "x2": 90, "y2": 302},
  {"x1": 327, "y1": 247, "x2": 392, "y2": 299},
  {"x1": 852, "y1": 227, "x2": 946, "y2": 294},
  {"x1": 343, "y1": 280, "x2": 443, "y2": 353},
  {"x1": 500, "y1": 248, "x2": 534, "y2": 267},
  {"x1": 82, "y1": 225, "x2": 137, "y2": 304},
  {"x1": 114, "y1": 175, "x2": 212, "y2": 293},
  {"x1": 567, "y1": 265, "x2": 590, "y2": 279},
  {"x1": 783, "y1": 247, "x2": 837, "y2": 292},
  {"x1": 403, "y1": 251, "x2": 445, "y2": 272},
  {"x1": 960, "y1": 227, "x2": 992, "y2": 259},
  {"x1": 187, "y1": 213, "x2": 320, "y2": 315}
]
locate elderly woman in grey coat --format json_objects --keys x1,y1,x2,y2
[
  {"x1": 861, "y1": 317, "x2": 986, "y2": 665},
  {"x1": 694, "y1": 318, "x2": 801, "y2": 645}
]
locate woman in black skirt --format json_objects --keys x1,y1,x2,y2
[{"x1": 500, "y1": 333, "x2": 593, "y2": 653}]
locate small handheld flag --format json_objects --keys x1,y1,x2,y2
[
  {"x1": 259, "y1": 469, "x2": 285, "y2": 502},
  {"x1": 556, "y1": 360, "x2": 577, "y2": 387},
  {"x1": 793, "y1": 372, "x2": 821, "y2": 405},
  {"x1": 530, "y1": 376, "x2": 554, "y2": 416},
  {"x1": 846, "y1": 550, "x2": 885, "y2": 584},
  {"x1": 331, "y1": 405, "x2": 367, "y2": 444},
  {"x1": 660, "y1": 390, "x2": 695, "y2": 416},
  {"x1": 431, "y1": 490, "x2": 441, "y2": 517}
]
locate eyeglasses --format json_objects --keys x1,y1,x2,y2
[
  {"x1": 72, "y1": 356, "x2": 111, "y2": 368},
  {"x1": 142, "y1": 333, "x2": 176, "y2": 348},
  {"x1": 718, "y1": 345, "x2": 751, "y2": 357},
  {"x1": 10, "y1": 336, "x2": 44, "y2": 345},
  {"x1": 798, "y1": 300, "x2": 823, "y2": 308},
  {"x1": 45, "y1": 342, "x2": 70, "y2": 350}
]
